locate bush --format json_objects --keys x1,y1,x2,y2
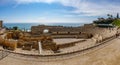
[
  {"x1": 13, "y1": 26, "x2": 18, "y2": 30},
  {"x1": 112, "y1": 19, "x2": 120, "y2": 27}
]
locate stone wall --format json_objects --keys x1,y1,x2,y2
[
  {"x1": 31, "y1": 24, "x2": 117, "y2": 39},
  {"x1": 84, "y1": 27, "x2": 117, "y2": 39},
  {"x1": 31, "y1": 25, "x2": 90, "y2": 35}
]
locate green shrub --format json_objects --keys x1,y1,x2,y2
[{"x1": 112, "y1": 19, "x2": 120, "y2": 27}]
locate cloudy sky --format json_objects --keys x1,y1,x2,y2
[{"x1": 0, "y1": 0, "x2": 120, "y2": 23}]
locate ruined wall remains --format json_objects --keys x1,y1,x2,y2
[
  {"x1": 83, "y1": 26, "x2": 117, "y2": 39},
  {"x1": 31, "y1": 24, "x2": 117, "y2": 39},
  {"x1": 31, "y1": 25, "x2": 84, "y2": 35},
  {"x1": 0, "y1": 20, "x2": 6, "y2": 35},
  {"x1": 0, "y1": 20, "x2": 3, "y2": 28}
]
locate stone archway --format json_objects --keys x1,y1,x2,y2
[{"x1": 43, "y1": 29, "x2": 49, "y2": 34}]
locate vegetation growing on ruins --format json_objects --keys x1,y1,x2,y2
[
  {"x1": 13, "y1": 26, "x2": 19, "y2": 30},
  {"x1": 93, "y1": 19, "x2": 114, "y2": 24},
  {"x1": 112, "y1": 19, "x2": 120, "y2": 27},
  {"x1": 93, "y1": 13, "x2": 119, "y2": 25}
]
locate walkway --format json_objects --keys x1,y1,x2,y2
[{"x1": 0, "y1": 38, "x2": 120, "y2": 65}]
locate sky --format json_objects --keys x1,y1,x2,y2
[{"x1": 0, "y1": 0, "x2": 120, "y2": 23}]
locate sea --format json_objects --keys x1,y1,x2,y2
[{"x1": 3, "y1": 23, "x2": 85, "y2": 30}]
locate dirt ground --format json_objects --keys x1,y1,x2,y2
[{"x1": 0, "y1": 38, "x2": 120, "y2": 65}]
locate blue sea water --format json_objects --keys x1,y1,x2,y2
[{"x1": 3, "y1": 23, "x2": 85, "y2": 30}]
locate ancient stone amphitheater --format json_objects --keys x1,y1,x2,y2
[{"x1": 0, "y1": 23, "x2": 120, "y2": 65}]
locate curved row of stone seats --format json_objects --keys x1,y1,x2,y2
[{"x1": 84, "y1": 27, "x2": 117, "y2": 40}]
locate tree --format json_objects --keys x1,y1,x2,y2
[
  {"x1": 107, "y1": 14, "x2": 113, "y2": 19},
  {"x1": 13, "y1": 26, "x2": 18, "y2": 30},
  {"x1": 107, "y1": 14, "x2": 110, "y2": 18}
]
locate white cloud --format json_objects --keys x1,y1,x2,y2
[
  {"x1": 36, "y1": 17, "x2": 92, "y2": 23},
  {"x1": 14, "y1": 0, "x2": 120, "y2": 16},
  {"x1": 73, "y1": 2, "x2": 120, "y2": 16},
  {"x1": 14, "y1": 0, "x2": 57, "y2": 4}
]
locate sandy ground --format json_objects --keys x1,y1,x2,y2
[
  {"x1": 0, "y1": 38, "x2": 88, "y2": 55},
  {"x1": 0, "y1": 37, "x2": 120, "y2": 65},
  {"x1": 54, "y1": 38, "x2": 83, "y2": 44}
]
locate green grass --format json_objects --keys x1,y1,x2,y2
[{"x1": 112, "y1": 19, "x2": 120, "y2": 27}]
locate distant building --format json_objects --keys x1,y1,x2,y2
[{"x1": 0, "y1": 20, "x2": 3, "y2": 28}]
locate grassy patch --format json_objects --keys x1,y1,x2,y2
[{"x1": 112, "y1": 19, "x2": 120, "y2": 27}]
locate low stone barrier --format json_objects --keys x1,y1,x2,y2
[
  {"x1": 58, "y1": 40, "x2": 86, "y2": 48},
  {"x1": 52, "y1": 34, "x2": 89, "y2": 39}
]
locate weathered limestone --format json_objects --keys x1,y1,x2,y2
[
  {"x1": 91, "y1": 34, "x2": 103, "y2": 43},
  {"x1": 38, "y1": 42, "x2": 42, "y2": 54},
  {"x1": 31, "y1": 24, "x2": 117, "y2": 40},
  {"x1": 31, "y1": 25, "x2": 83, "y2": 35},
  {"x1": 0, "y1": 20, "x2": 3, "y2": 28}
]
